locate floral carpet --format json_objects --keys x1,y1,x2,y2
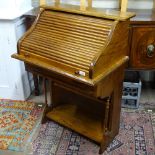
[
  {"x1": 0, "y1": 99, "x2": 44, "y2": 152},
  {"x1": 33, "y1": 108, "x2": 155, "y2": 155}
]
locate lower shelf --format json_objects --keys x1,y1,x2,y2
[{"x1": 46, "y1": 103, "x2": 104, "y2": 143}]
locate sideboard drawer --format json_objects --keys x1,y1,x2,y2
[{"x1": 129, "y1": 26, "x2": 155, "y2": 69}]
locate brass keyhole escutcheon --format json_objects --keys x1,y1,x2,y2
[{"x1": 147, "y1": 44, "x2": 154, "y2": 57}]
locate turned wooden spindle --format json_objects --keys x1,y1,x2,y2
[
  {"x1": 39, "y1": 0, "x2": 128, "y2": 13},
  {"x1": 153, "y1": 0, "x2": 155, "y2": 9},
  {"x1": 120, "y1": 0, "x2": 128, "y2": 12},
  {"x1": 40, "y1": 0, "x2": 46, "y2": 6},
  {"x1": 39, "y1": 0, "x2": 93, "y2": 10}
]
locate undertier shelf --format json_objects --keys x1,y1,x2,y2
[{"x1": 46, "y1": 103, "x2": 104, "y2": 143}]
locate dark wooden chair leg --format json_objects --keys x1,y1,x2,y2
[
  {"x1": 153, "y1": 74, "x2": 155, "y2": 89},
  {"x1": 43, "y1": 78, "x2": 48, "y2": 106},
  {"x1": 41, "y1": 106, "x2": 51, "y2": 124},
  {"x1": 33, "y1": 74, "x2": 40, "y2": 96},
  {"x1": 49, "y1": 80, "x2": 53, "y2": 108},
  {"x1": 41, "y1": 78, "x2": 49, "y2": 124}
]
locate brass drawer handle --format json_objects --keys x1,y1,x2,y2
[{"x1": 147, "y1": 44, "x2": 154, "y2": 57}]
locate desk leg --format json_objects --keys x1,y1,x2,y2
[{"x1": 99, "y1": 82, "x2": 123, "y2": 154}]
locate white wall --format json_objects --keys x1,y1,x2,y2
[
  {"x1": 64, "y1": 0, "x2": 154, "y2": 9},
  {"x1": 0, "y1": 0, "x2": 32, "y2": 19}
]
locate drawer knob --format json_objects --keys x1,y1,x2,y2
[{"x1": 147, "y1": 44, "x2": 154, "y2": 57}]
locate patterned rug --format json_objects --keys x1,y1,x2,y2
[
  {"x1": 0, "y1": 99, "x2": 44, "y2": 152},
  {"x1": 33, "y1": 108, "x2": 155, "y2": 155}
]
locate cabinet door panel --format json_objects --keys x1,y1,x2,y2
[{"x1": 129, "y1": 26, "x2": 155, "y2": 69}]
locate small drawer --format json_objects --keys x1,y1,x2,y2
[{"x1": 129, "y1": 26, "x2": 155, "y2": 69}]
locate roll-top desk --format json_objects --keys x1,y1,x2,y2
[
  {"x1": 12, "y1": 5, "x2": 155, "y2": 154},
  {"x1": 12, "y1": 4, "x2": 134, "y2": 153}
]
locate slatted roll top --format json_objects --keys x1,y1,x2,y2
[{"x1": 18, "y1": 8, "x2": 115, "y2": 79}]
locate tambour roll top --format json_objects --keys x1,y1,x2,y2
[{"x1": 12, "y1": 6, "x2": 134, "y2": 85}]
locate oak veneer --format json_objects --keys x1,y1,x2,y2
[{"x1": 12, "y1": 6, "x2": 133, "y2": 154}]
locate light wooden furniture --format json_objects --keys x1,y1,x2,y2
[
  {"x1": 40, "y1": 0, "x2": 91, "y2": 9},
  {"x1": 120, "y1": 0, "x2": 128, "y2": 12},
  {"x1": 12, "y1": 3, "x2": 134, "y2": 154},
  {"x1": 40, "y1": 0, "x2": 129, "y2": 12}
]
